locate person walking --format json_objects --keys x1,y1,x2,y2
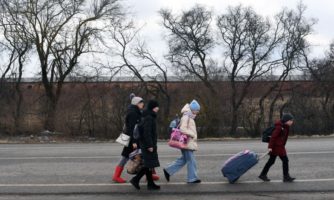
[
  {"x1": 130, "y1": 100, "x2": 161, "y2": 190},
  {"x1": 163, "y1": 100, "x2": 201, "y2": 184},
  {"x1": 259, "y1": 113, "x2": 296, "y2": 182},
  {"x1": 112, "y1": 95, "x2": 144, "y2": 183}
]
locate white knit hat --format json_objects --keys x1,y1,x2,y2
[{"x1": 131, "y1": 97, "x2": 144, "y2": 105}]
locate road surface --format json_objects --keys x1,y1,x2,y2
[{"x1": 0, "y1": 138, "x2": 334, "y2": 199}]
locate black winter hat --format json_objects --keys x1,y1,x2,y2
[
  {"x1": 281, "y1": 113, "x2": 294, "y2": 123},
  {"x1": 147, "y1": 100, "x2": 159, "y2": 111}
]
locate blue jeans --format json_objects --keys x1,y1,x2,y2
[{"x1": 165, "y1": 149, "x2": 199, "y2": 182}]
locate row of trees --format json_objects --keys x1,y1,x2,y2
[
  {"x1": 0, "y1": 0, "x2": 333, "y2": 138},
  {"x1": 0, "y1": 0, "x2": 122, "y2": 132}
]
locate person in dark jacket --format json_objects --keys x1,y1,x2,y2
[
  {"x1": 259, "y1": 113, "x2": 296, "y2": 182},
  {"x1": 112, "y1": 95, "x2": 144, "y2": 183},
  {"x1": 130, "y1": 100, "x2": 161, "y2": 190}
]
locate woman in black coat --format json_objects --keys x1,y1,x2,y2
[
  {"x1": 130, "y1": 100, "x2": 161, "y2": 190},
  {"x1": 112, "y1": 95, "x2": 144, "y2": 183}
]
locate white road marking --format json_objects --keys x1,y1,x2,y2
[
  {"x1": 1, "y1": 178, "x2": 334, "y2": 187},
  {"x1": 0, "y1": 146, "x2": 107, "y2": 150},
  {"x1": 0, "y1": 156, "x2": 119, "y2": 160},
  {"x1": 0, "y1": 151, "x2": 334, "y2": 160}
]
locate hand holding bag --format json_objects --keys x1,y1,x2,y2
[{"x1": 126, "y1": 149, "x2": 143, "y2": 174}]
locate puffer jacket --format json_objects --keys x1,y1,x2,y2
[
  {"x1": 180, "y1": 104, "x2": 198, "y2": 151},
  {"x1": 268, "y1": 120, "x2": 290, "y2": 156}
]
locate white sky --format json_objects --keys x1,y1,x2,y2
[
  {"x1": 125, "y1": 0, "x2": 333, "y2": 56},
  {"x1": 22, "y1": 0, "x2": 334, "y2": 77}
]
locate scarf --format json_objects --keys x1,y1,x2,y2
[{"x1": 184, "y1": 111, "x2": 196, "y2": 119}]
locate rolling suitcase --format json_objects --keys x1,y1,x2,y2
[{"x1": 221, "y1": 150, "x2": 267, "y2": 184}]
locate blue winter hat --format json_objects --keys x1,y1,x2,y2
[{"x1": 189, "y1": 100, "x2": 200, "y2": 111}]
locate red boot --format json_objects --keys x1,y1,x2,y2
[
  {"x1": 112, "y1": 166, "x2": 126, "y2": 183},
  {"x1": 152, "y1": 168, "x2": 160, "y2": 181}
]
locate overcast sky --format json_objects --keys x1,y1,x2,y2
[
  {"x1": 124, "y1": 0, "x2": 333, "y2": 57},
  {"x1": 22, "y1": 0, "x2": 334, "y2": 77}
]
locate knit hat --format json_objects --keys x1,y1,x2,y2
[
  {"x1": 147, "y1": 100, "x2": 159, "y2": 110},
  {"x1": 281, "y1": 113, "x2": 294, "y2": 123},
  {"x1": 131, "y1": 97, "x2": 144, "y2": 105},
  {"x1": 129, "y1": 93, "x2": 136, "y2": 101},
  {"x1": 189, "y1": 100, "x2": 200, "y2": 111}
]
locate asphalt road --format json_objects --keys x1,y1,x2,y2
[{"x1": 0, "y1": 138, "x2": 334, "y2": 199}]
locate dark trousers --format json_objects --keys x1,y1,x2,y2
[
  {"x1": 260, "y1": 154, "x2": 290, "y2": 177},
  {"x1": 132, "y1": 167, "x2": 154, "y2": 185}
]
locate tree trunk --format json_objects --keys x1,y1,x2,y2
[
  {"x1": 14, "y1": 83, "x2": 23, "y2": 135},
  {"x1": 254, "y1": 102, "x2": 265, "y2": 137},
  {"x1": 42, "y1": 76, "x2": 64, "y2": 132},
  {"x1": 230, "y1": 107, "x2": 238, "y2": 136},
  {"x1": 14, "y1": 56, "x2": 24, "y2": 135},
  {"x1": 44, "y1": 97, "x2": 57, "y2": 131},
  {"x1": 268, "y1": 96, "x2": 279, "y2": 126},
  {"x1": 229, "y1": 78, "x2": 238, "y2": 136}
]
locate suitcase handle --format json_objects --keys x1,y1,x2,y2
[{"x1": 258, "y1": 151, "x2": 269, "y2": 160}]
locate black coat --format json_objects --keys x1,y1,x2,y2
[
  {"x1": 121, "y1": 105, "x2": 142, "y2": 158},
  {"x1": 139, "y1": 110, "x2": 160, "y2": 169}
]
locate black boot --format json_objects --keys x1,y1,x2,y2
[
  {"x1": 188, "y1": 179, "x2": 201, "y2": 184},
  {"x1": 258, "y1": 175, "x2": 271, "y2": 182},
  {"x1": 259, "y1": 155, "x2": 276, "y2": 182},
  {"x1": 283, "y1": 175, "x2": 296, "y2": 182},
  {"x1": 281, "y1": 156, "x2": 295, "y2": 182},
  {"x1": 163, "y1": 169, "x2": 170, "y2": 182},
  {"x1": 130, "y1": 168, "x2": 146, "y2": 190},
  {"x1": 130, "y1": 178, "x2": 140, "y2": 190},
  {"x1": 146, "y1": 169, "x2": 160, "y2": 190}
]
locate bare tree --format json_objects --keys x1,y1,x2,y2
[
  {"x1": 109, "y1": 20, "x2": 148, "y2": 84},
  {"x1": 0, "y1": 43, "x2": 17, "y2": 135},
  {"x1": 0, "y1": 8, "x2": 32, "y2": 134},
  {"x1": 109, "y1": 20, "x2": 167, "y2": 91},
  {"x1": 160, "y1": 5, "x2": 217, "y2": 94},
  {"x1": 0, "y1": 49, "x2": 16, "y2": 81},
  {"x1": 252, "y1": 4, "x2": 315, "y2": 136},
  {"x1": 109, "y1": 20, "x2": 171, "y2": 129},
  {"x1": 330, "y1": 42, "x2": 334, "y2": 61},
  {"x1": 216, "y1": 4, "x2": 313, "y2": 135},
  {"x1": 135, "y1": 42, "x2": 172, "y2": 126},
  {"x1": 302, "y1": 42, "x2": 334, "y2": 134},
  {"x1": 0, "y1": 0, "x2": 122, "y2": 131}
]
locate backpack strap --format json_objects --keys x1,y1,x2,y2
[
  {"x1": 122, "y1": 123, "x2": 126, "y2": 133},
  {"x1": 178, "y1": 115, "x2": 191, "y2": 129}
]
